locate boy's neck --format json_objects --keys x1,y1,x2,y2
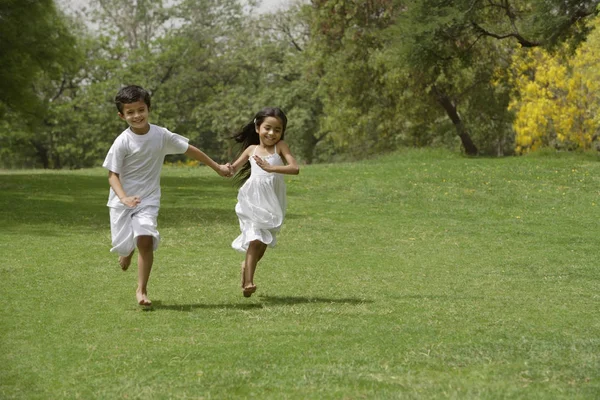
[{"x1": 130, "y1": 124, "x2": 150, "y2": 135}]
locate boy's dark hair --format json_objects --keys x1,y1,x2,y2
[
  {"x1": 115, "y1": 85, "x2": 151, "y2": 114},
  {"x1": 232, "y1": 107, "x2": 288, "y2": 186}
]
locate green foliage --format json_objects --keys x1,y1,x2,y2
[
  {"x1": 306, "y1": 0, "x2": 400, "y2": 159},
  {"x1": 0, "y1": 0, "x2": 78, "y2": 117},
  {"x1": 377, "y1": 0, "x2": 599, "y2": 156},
  {"x1": 2, "y1": 0, "x2": 600, "y2": 168},
  {"x1": 0, "y1": 17, "x2": 125, "y2": 169}
]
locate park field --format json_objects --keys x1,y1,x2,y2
[{"x1": 0, "y1": 148, "x2": 599, "y2": 399}]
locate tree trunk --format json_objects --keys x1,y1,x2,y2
[
  {"x1": 52, "y1": 153, "x2": 62, "y2": 169},
  {"x1": 31, "y1": 140, "x2": 50, "y2": 169},
  {"x1": 432, "y1": 86, "x2": 478, "y2": 156},
  {"x1": 306, "y1": 131, "x2": 330, "y2": 165}
]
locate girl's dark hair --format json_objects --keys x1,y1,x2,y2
[
  {"x1": 232, "y1": 107, "x2": 288, "y2": 185},
  {"x1": 115, "y1": 85, "x2": 151, "y2": 114}
]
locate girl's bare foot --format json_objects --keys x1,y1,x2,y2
[
  {"x1": 242, "y1": 284, "x2": 257, "y2": 298},
  {"x1": 118, "y1": 250, "x2": 135, "y2": 271},
  {"x1": 136, "y1": 289, "x2": 152, "y2": 306}
]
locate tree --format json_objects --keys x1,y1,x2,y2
[
  {"x1": 381, "y1": 0, "x2": 599, "y2": 155},
  {"x1": 91, "y1": 0, "x2": 172, "y2": 51},
  {"x1": 149, "y1": 0, "x2": 320, "y2": 163},
  {"x1": 508, "y1": 16, "x2": 600, "y2": 153},
  {"x1": 249, "y1": 2, "x2": 323, "y2": 163},
  {"x1": 0, "y1": 0, "x2": 78, "y2": 117},
  {"x1": 0, "y1": 18, "x2": 125, "y2": 169},
  {"x1": 304, "y1": 0, "x2": 402, "y2": 159},
  {"x1": 0, "y1": 0, "x2": 180, "y2": 168}
]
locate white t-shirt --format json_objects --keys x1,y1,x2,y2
[{"x1": 103, "y1": 124, "x2": 189, "y2": 209}]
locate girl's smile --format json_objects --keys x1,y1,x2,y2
[{"x1": 257, "y1": 116, "x2": 283, "y2": 147}]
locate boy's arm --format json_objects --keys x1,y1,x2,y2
[
  {"x1": 108, "y1": 171, "x2": 141, "y2": 208},
  {"x1": 185, "y1": 145, "x2": 231, "y2": 177}
]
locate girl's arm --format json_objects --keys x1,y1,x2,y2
[
  {"x1": 254, "y1": 141, "x2": 299, "y2": 175},
  {"x1": 185, "y1": 145, "x2": 231, "y2": 177},
  {"x1": 108, "y1": 171, "x2": 141, "y2": 208},
  {"x1": 230, "y1": 146, "x2": 254, "y2": 174}
]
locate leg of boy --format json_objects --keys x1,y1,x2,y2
[
  {"x1": 109, "y1": 208, "x2": 136, "y2": 270},
  {"x1": 131, "y1": 206, "x2": 160, "y2": 306},
  {"x1": 119, "y1": 252, "x2": 135, "y2": 271},
  {"x1": 136, "y1": 235, "x2": 154, "y2": 306}
]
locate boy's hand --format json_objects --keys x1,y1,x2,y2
[
  {"x1": 121, "y1": 196, "x2": 141, "y2": 208},
  {"x1": 217, "y1": 163, "x2": 232, "y2": 177}
]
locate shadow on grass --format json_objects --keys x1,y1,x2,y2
[
  {"x1": 259, "y1": 295, "x2": 372, "y2": 305},
  {"x1": 395, "y1": 294, "x2": 486, "y2": 301},
  {"x1": 0, "y1": 173, "x2": 237, "y2": 230},
  {"x1": 146, "y1": 296, "x2": 372, "y2": 312},
  {"x1": 147, "y1": 300, "x2": 264, "y2": 311}
]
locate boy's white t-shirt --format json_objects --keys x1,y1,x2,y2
[{"x1": 103, "y1": 124, "x2": 189, "y2": 209}]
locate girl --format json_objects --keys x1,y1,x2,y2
[{"x1": 230, "y1": 107, "x2": 300, "y2": 297}]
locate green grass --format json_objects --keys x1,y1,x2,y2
[{"x1": 1, "y1": 148, "x2": 599, "y2": 399}]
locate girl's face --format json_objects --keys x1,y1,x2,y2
[{"x1": 256, "y1": 116, "x2": 283, "y2": 147}]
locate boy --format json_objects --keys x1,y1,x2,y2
[{"x1": 103, "y1": 85, "x2": 231, "y2": 306}]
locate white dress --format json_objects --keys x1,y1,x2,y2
[{"x1": 232, "y1": 144, "x2": 287, "y2": 252}]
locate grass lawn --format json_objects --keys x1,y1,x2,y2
[{"x1": 1, "y1": 148, "x2": 599, "y2": 399}]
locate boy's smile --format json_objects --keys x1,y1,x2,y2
[{"x1": 119, "y1": 100, "x2": 150, "y2": 134}]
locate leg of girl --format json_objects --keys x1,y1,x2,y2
[{"x1": 243, "y1": 240, "x2": 267, "y2": 297}]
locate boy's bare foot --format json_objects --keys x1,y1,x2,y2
[
  {"x1": 242, "y1": 284, "x2": 257, "y2": 298},
  {"x1": 136, "y1": 290, "x2": 152, "y2": 306},
  {"x1": 118, "y1": 250, "x2": 135, "y2": 271}
]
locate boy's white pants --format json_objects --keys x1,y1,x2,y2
[{"x1": 109, "y1": 206, "x2": 160, "y2": 256}]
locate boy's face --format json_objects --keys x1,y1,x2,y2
[{"x1": 119, "y1": 100, "x2": 150, "y2": 134}]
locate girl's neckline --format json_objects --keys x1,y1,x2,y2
[{"x1": 254, "y1": 144, "x2": 278, "y2": 157}]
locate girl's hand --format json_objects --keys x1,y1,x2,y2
[
  {"x1": 121, "y1": 195, "x2": 141, "y2": 208},
  {"x1": 216, "y1": 164, "x2": 232, "y2": 177},
  {"x1": 253, "y1": 155, "x2": 271, "y2": 172},
  {"x1": 226, "y1": 163, "x2": 235, "y2": 177}
]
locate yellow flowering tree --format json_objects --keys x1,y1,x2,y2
[{"x1": 509, "y1": 17, "x2": 600, "y2": 153}]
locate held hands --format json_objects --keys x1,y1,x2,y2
[
  {"x1": 121, "y1": 195, "x2": 141, "y2": 208},
  {"x1": 217, "y1": 163, "x2": 235, "y2": 178}
]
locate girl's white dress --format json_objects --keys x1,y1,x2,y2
[{"x1": 232, "y1": 144, "x2": 287, "y2": 252}]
